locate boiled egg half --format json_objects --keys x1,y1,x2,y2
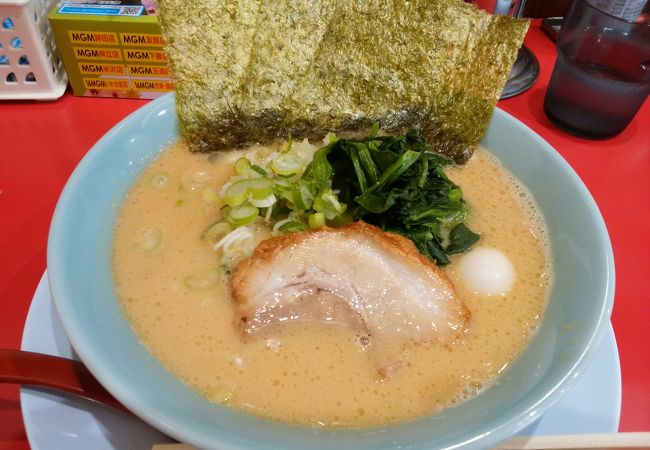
[{"x1": 458, "y1": 247, "x2": 515, "y2": 296}]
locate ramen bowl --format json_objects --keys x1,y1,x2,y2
[{"x1": 47, "y1": 93, "x2": 614, "y2": 450}]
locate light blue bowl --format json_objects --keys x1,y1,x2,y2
[{"x1": 48, "y1": 93, "x2": 614, "y2": 450}]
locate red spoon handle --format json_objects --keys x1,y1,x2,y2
[{"x1": 0, "y1": 348, "x2": 127, "y2": 412}]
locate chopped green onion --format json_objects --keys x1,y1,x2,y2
[
  {"x1": 272, "y1": 218, "x2": 293, "y2": 235},
  {"x1": 184, "y1": 268, "x2": 220, "y2": 291},
  {"x1": 308, "y1": 212, "x2": 326, "y2": 229},
  {"x1": 201, "y1": 186, "x2": 222, "y2": 205},
  {"x1": 282, "y1": 134, "x2": 293, "y2": 153},
  {"x1": 273, "y1": 218, "x2": 307, "y2": 235},
  {"x1": 264, "y1": 205, "x2": 273, "y2": 222},
  {"x1": 224, "y1": 178, "x2": 273, "y2": 206},
  {"x1": 181, "y1": 169, "x2": 212, "y2": 191},
  {"x1": 214, "y1": 226, "x2": 253, "y2": 250},
  {"x1": 273, "y1": 179, "x2": 292, "y2": 191},
  {"x1": 291, "y1": 183, "x2": 315, "y2": 210},
  {"x1": 227, "y1": 204, "x2": 259, "y2": 226},
  {"x1": 244, "y1": 178, "x2": 274, "y2": 199},
  {"x1": 234, "y1": 157, "x2": 251, "y2": 175},
  {"x1": 278, "y1": 220, "x2": 307, "y2": 233},
  {"x1": 250, "y1": 193, "x2": 277, "y2": 208},
  {"x1": 271, "y1": 153, "x2": 303, "y2": 177},
  {"x1": 250, "y1": 165, "x2": 268, "y2": 177},
  {"x1": 202, "y1": 220, "x2": 231, "y2": 244},
  {"x1": 313, "y1": 189, "x2": 347, "y2": 220},
  {"x1": 273, "y1": 179, "x2": 293, "y2": 202},
  {"x1": 224, "y1": 180, "x2": 249, "y2": 206}
]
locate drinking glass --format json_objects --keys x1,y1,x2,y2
[{"x1": 543, "y1": 0, "x2": 650, "y2": 138}]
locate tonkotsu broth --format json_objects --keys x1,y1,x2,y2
[{"x1": 112, "y1": 140, "x2": 551, "y2": 427}]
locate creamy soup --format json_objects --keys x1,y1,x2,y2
[{"x1": 112, "y1": 140, "x2": 551, "y2": 428}]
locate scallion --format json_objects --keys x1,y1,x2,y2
[{"x1": 227, "y1": 204, "x2": 259, "y2": 226}]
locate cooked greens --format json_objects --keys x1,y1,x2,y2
[
  {"x1": 214, "y1": 130, "x2": 478, "y2": 265},
  {"x1": 307, "y1": 130, "x2": 480, "y2": 264},
  {"x1": 157, "y1": 0, "x2": 529, "y2": 164}
]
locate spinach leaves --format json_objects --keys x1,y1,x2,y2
[{"x1": 307, "y1": 129, "x2": 479, "y2": 264}]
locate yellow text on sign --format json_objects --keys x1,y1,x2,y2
[
  {"x1": 120, "y1": 33, "x2": 165, "y2": 47},
  {"x1": 73, "y1": 46, "x2": 122, "y2": 61},
  {"x1": 127, "y1": 64, "x2": 170, "y2": 77},
  {"x1": 68, "y1": 30, "x2": 118, "y2": 45},
  {"x1": 78, "y1": 62, "x2": 126, "y2": 75},
  {"x1": 83, "y1": 78, "x2": 130, "y2": 90},
  {"x1": 124, "y1": 49, "x2": 167, "y2": 62},
  {"x1": 132, "y1": 80, "x2": 174, "y2": 91}
]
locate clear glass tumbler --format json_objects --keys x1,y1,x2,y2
[{"x1": 543, "y1": 0, "x2": 650, "y2": 139}]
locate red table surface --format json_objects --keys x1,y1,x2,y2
[{"x1": 0, "y1": 21, "x2": 648, "y2": 449}]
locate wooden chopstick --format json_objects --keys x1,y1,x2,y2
[
  {"x1": 491, "y1": 432, "x2": 650, "y2": 449},
  {"x1": 152, "y1": 432, "x2": 650, "y2": 450},
  {"x1": 152, "y1": 446, "x2": 195, "y2": 450}
]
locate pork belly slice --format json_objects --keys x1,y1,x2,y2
[{"x1": 231, "y1": 221, "x2": 469, "y2": 348}]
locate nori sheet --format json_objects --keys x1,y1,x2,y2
[{"x1": 157, "y1": 0, "x2": 529, "y2": 163}]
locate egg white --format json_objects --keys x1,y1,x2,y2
[{"x1": 457, "y1": 247, "x2": 515, "y2": 296}]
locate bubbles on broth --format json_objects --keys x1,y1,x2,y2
[
  {"x1": 112, "y1": 141, "x2": 552, "y2": 428},
  {"x1": 149, "y1": 172, "x2": 171, "y2": 189},
  {"x1": 133, "y1": 226, "x2": 162, "y2": 251}
]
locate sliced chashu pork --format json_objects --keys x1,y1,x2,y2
[{"x1": 230, "y1": 221, "x2": 470, "y2": 376}]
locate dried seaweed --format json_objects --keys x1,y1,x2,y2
[{"x1": 157, "y1": 0, "x2": 528, "y2": 163}]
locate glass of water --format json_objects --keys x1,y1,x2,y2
[{"x1": 543, "y1": 0, "x2": 650, "y2": 139}]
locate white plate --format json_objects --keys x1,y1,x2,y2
[{"x1": 20, "y1": 272, "x2": 621, "y2": 450}]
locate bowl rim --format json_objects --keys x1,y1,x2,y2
[{"x1": 47, "y1": 92, "x2": 615, "y2": 450}]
